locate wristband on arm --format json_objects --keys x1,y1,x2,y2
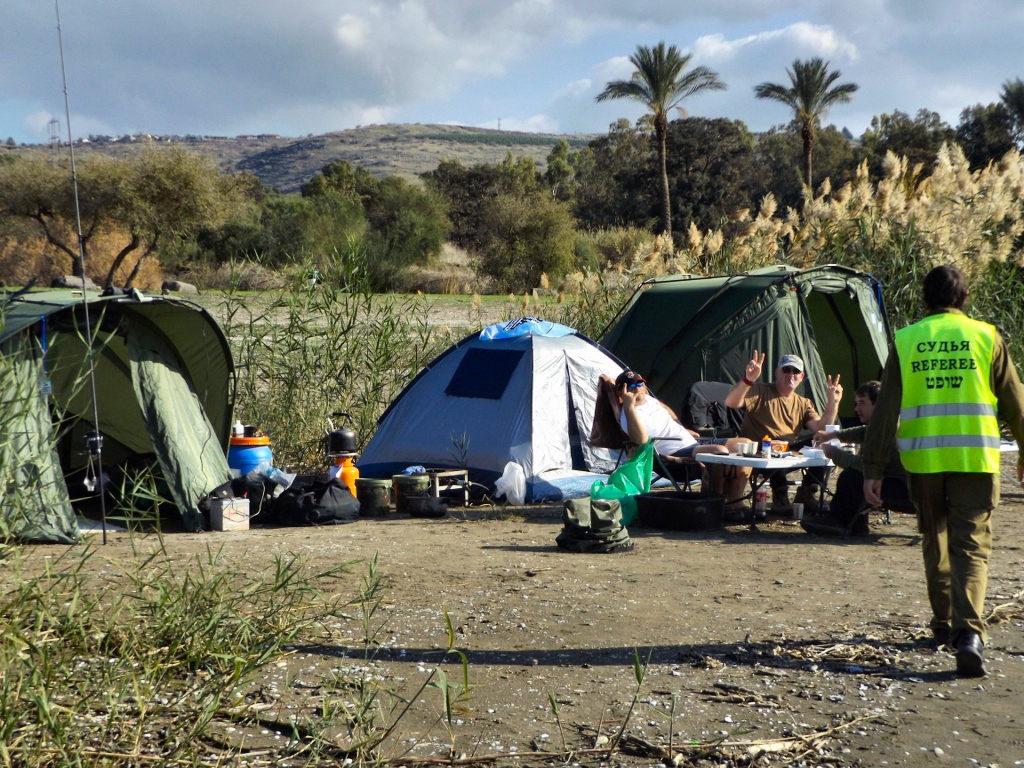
[{"x1": 742, "y1": 376, "x2": 754, "y2": 386}]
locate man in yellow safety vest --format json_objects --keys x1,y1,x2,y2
[{"x1": 862, "y1": 265, "x2": 1024, "y2": 677}]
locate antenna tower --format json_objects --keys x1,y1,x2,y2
[{"x1": 48, "y1": 117, "x2": 62, "y2": 162}]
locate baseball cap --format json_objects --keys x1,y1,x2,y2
[
  {"x1": 777, "y1": 354, "x2": 804, "y2": 372},
  {"x1": 614, "y1": 370, "x2": 646, "y2": 389}
]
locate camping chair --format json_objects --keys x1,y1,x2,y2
[
  {"x1": 590, "y1": 376, "x2": 702, "y2": 490},
  {"x1": 848, "y1": 491, "x2": 915, "y2": 535},
  {"x1": 680, "y1": 381, "x2": 744, "y2": 438}
]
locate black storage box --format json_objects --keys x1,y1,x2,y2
[{"x1": 635, "y1": 490, "x2": 726, "y2": 531}]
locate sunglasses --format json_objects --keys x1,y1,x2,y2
[
  {"x1": 627, "y1": 380, "x2": 645, "y2": 391},
  {"x1": 780, "y1": 366, "x2": 802, "y2": 374}
]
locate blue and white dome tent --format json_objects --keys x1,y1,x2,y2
[{"x1": 358, "y1": 318, "x2": 629, "y2": 500}]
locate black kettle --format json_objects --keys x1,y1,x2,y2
[{"x1": 326, "y1": 412, "x2": 358, "y2": 455}]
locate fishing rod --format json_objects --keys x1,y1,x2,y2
[{"x1": 55, "y1": 0, "x2": 108, "y2": 544}]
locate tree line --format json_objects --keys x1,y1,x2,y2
[{"x1": 1, "y1": 48, "x2": 1022, "y2": 294}]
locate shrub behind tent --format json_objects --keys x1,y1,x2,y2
[
  {"x1": 601, "y1": 265, "x2": 892, "y2": 419},
  {"x1": 1, "y1": 290, "x2": 234, "y2": 540}
]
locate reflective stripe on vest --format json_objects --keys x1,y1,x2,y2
[
  {"x1": 895, "y1": 313, "x2": 1000, "y2": 474},
  {"x1": 900, "y1": 403, "x2": 998, "y2": 420},
  {"x1": 897, "y1": 434, "x2": 1002, "y2": 451}
]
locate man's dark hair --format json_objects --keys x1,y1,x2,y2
[
  {"x1": 922, "y1": 265, "x2": 968, "y2": 309},
  {"x1": 855, "y1": 380, "x2": 882, "y2": 404}
]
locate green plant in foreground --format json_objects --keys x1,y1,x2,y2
[
  {"x1": 0, "y1": 538, "x2": 354, "y2": 765},
  {"x1": 609, "y1": 648, "x2": 652, "y2": 752}
]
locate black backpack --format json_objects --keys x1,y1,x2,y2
[
  {"x1": 680, "y1": 381, "x2": 744, "y2": 437},
  {"x1": 272, "y1": 476, "x2": 360, "y2": 526}
]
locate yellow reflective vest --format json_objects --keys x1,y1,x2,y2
[{"x1": 895, "y1": 313, "x2": 1001, "y2": 474}]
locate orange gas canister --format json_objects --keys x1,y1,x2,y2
[{"x1": 330, "y1": 456, "x2": 360, "y2": 496}]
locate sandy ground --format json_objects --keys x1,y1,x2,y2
[{"x1": 39, "y1": 463, "x2": 1024, "y2": 767}]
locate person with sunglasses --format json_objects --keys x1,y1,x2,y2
[
  {"x1": 610, "y1": 370, "x2": 752, "y2": 503},
  {"x1": 724, "y1": 352, "x2": 844, "y2": 515}
]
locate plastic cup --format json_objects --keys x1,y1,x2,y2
[{"x1": 792, "y1": 502, "x2": 804, "y2": 520}]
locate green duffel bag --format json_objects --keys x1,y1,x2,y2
[{"x1": 556, "y1": 498, "x2": 634, "y2": 553}]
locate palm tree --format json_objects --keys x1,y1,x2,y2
[
  {"x1": 754, "y1": 58, "x2": 858, "y2": 189},
  {"x1": 597, "y1": 42, "x2": 725, "y2": 241}
]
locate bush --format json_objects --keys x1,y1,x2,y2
[
  {"x1": 221, "y1": 283, "x2": 459, "y2": 467},
  {"x1": 360, "y1": 177, "x2": 451, "y2": 289},
  {"x1": 581, "y1": 226, "x2": 662, "y2": 267},
  {"x1": 475, "y1": 193, "x2": 576, "y2": 293},
  {"x1": 573, "y1": 234, "x2": 601, "y2": 273}
]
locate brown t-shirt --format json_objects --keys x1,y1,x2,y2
[{"x1": 740, "y1": 382, "x2": 819, "y2": 441}]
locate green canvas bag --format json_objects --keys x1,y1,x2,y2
[{"x1": 590, "y1": 439, "x2": 654, "y2": 526}]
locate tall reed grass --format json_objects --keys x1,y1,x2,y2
[
  {"x1": 603, "y1": 144, "x2": 1024, "y2": 364},
  {"x1": 215, "y1": 258, "x2": 462, "y2": 469}
]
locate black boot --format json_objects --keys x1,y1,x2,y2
[{"x1": 955, "y1": 630, "x2": 986, "y2": 677}]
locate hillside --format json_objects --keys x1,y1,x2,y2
[{"x1": 21, "y1": 124, "x2": 595, "y2": 193}]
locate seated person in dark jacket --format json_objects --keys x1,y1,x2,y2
[{"x1": 803, "y1": 380, "x2": 909, "y2": 537}]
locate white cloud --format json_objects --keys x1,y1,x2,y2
[
  {"x1": 691, "y1": 22, "x2": 857, "y2": 65},
  {"x1": 23, "y1": 110, "x2": 55, "y2": 135},
  {"x1": 256, "y1": 102, "x2": 398, "y2": 137},
  {"x1": 552, "y1": 78, "x2": 592, "y2": 101},
  {"x1": 336, "y1": 14, "x2": 370, "y2": 50},
  {"x1": 591, "y1": 56, "x2": 635, "y2": 84},
  {"x1": 1, "y1": 1, "x2": 1022, "y2": 143}
]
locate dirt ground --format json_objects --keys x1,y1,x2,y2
[{"x1": 43, "y1": 463, "x2": 1024, "y2": 767}]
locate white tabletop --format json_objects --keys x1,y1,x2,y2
[
  {"x1": 695, "y1": 441, "x2": 1017, "y2": 470},
  {"x1": 695, "y1": 452, "x2": 833, "y2": 470}
]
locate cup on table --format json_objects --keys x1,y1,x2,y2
[{"x1": 792, "y1": 502, "x2": 804, "y2": 520}]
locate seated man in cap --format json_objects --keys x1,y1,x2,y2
[
  {"x1": 609, "y1": 370, "x2": 752, "y2": 505},
  {"x1": 724, "y1": 351, "x2": 844, "y2": 514}
]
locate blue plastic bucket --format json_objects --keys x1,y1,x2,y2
[{"x1": 228, "y1": 436, "x2": 273, "y2": 476}]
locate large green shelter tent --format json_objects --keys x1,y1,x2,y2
[
  {"x1": 1, "y1": 289, "x2": 234, "y2": 542},
  {"x1": 602, "y1": 265, "x2": 893, "y2": 420}
]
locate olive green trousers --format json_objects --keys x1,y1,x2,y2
[{"x1": 907, "y1": 472, "x2": 999, "y2": 642}]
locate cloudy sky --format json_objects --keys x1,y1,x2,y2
[{"x1": 3, "y1": 0, "x2": 1022, "y2": 144}]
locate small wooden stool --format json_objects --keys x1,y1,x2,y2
[{"x1": 426, "y1": 469, "x2": 470, "y2": 506}]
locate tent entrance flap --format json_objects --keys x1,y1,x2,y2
[
  {"x1": 0, "y1": 332, "x2": 77, "y2": 544},
  {"x1": 127, "y1": 321, "x2": 231, "y2": 532}
]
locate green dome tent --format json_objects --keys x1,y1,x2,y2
[
  {"x1": 1, "y1": 289, "x2": 234, "y2": 542},
  {"x1": 601, "y1": 265, "x2": 893, "y2": 419}
]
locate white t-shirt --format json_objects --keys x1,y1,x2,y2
[{"x1": 619, "y1": 396, "x2": 697, "y2": 456}]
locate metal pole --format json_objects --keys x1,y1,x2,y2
[{"x1": 56, "y1": 0, "x2": 108, "y2": 544}]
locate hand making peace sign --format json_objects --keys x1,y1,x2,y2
[
  {"x1": 745, "y1": 350, "x2": 766, "y2": 383},
  {"x1": 826, "y1": 373, "x2": 843, "y2": 404}
]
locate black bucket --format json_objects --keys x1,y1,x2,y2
[{"x1": 405, "y1": 495, "x2": 447, "y2": 518}]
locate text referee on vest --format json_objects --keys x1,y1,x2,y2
[{"x1": 861, "y1": 265, "x2": 1024, "y2": 677}]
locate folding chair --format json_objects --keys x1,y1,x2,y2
[
  {"x1": 590, "y1": 376, "x2": 701, "y2": 491},
  {"x1": 847, "y1": 495, "x2": 915, "y2": 536}
]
